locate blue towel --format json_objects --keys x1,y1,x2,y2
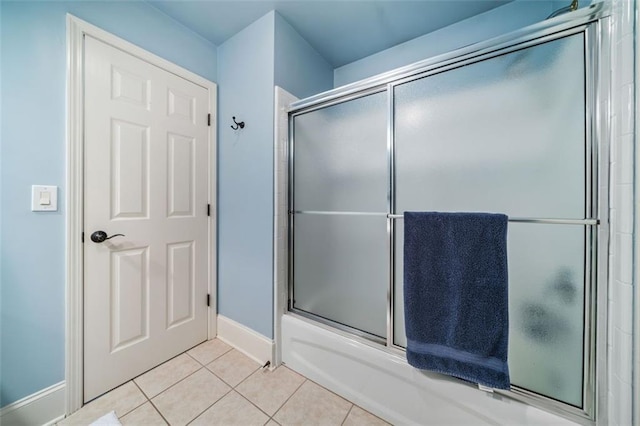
[{"x1": 403, "y1": 211, "x2": 510, "y2": 389}]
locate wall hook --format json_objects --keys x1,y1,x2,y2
[{"x1": 231, "y1": 116, "x2": 245, "y2": 130}]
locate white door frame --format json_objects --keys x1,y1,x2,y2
[{"x1": 65, "y1": 14, "x2": 217, "y2": 415}]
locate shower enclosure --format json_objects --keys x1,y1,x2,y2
[{"x1": 285, "y1": 6, "x2": 608, "y2": 422}]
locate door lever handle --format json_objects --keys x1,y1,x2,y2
[{"x1": 90, "y1": 230, "x2": 125, "y2": 243}]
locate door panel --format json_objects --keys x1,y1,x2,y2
[
  {"x1": 84, "y1": 35, "x2": 210, "y2": 402},
  {"x1": 167, "y1": 87, "x2": 196, "y2": 123},
  {"x1": 167, "y1": 133, "x2": 195, "y2": 218},
  {"x1": 110, "y1": 247, "x2": 149, "y2": 351},
  {"x1": 111, "y1": 120, "x2": 149, "y2": 219},
  {"x1": 167, "y1": 241, "x2": 195, "y2": 328}
]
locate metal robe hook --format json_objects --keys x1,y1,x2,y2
[{"x1": 231, "y1": 116, "x2": 245, "y2": 130}]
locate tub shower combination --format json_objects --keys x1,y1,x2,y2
[{"x1": 280, "y1": 4, "x2": 609, "y2": 424}]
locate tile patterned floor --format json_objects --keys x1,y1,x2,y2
[{"x1": 59, "y1": 339, "x2": 389, "y2": 426}]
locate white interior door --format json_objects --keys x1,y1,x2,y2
[{"x1": 83, "y1": 35, "x2": 210, "y2": 402}]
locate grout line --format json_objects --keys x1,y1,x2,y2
[
  {"x1": 185, "y1": 387, "x2": 234, "y2": 426},
  {"x1": 297, "y1": 377, "x2": 353, "y2": 425},
  {"x1": 228, "y1": 366, "x2": 283, "y2": 419},
  {"x1": 185, "y1": 350, "x2": 207, "y2": 366},
  {"x1": 304, "y1": 376, "x2": 353, "y2": 406},
  {"x1": 231, "y1": 362, "x2": 266, "y2": 389},
  {"x1": 132, "y1": 376, "x2": 154, "y2": 401},
  {"x1": 300, "y1": 376, "x2": 389, "y2": 424},
  {"x1": 233, "y1": 387, "x2": 276, "y2": 420},
  {"x1": 130, "y1": 374, "x2": 169, "y2": 424},
  {"x1": 132, "y1": 351, "x2": 203, "y2": 399},
  {"x1": 130, "y1": 380, "x2": 150, "y2": 403},
  {"x1": 185, "y1": 339, "x2": 233, "y2": 367},
  {"x1": 341, "y1": 405, "x2": 355, "y2": 426},
  {"x1": 192, "y1": 347, "x2": 274, "y2": 424},
  {"x1": 117, "y1": 382, "x2": 150, "y2": 418},
  {"x1": 205, "y1": 362, "x2": 261, "y2": 389},
  {"x1": 184, "y1": 351, "x2": 199, "y2": 364},
  {"x1": 148, "y1": 397, "x2": 172, "y2": 425},
  {"x1": 148, "y1": 366, "x2": 206, "y2": 401},
  {"x1": 151, "y1": 366, "x2": 234, "y2": 425},
  {"x1": 270, "y1": 378, "x2": 307, "y2": 420}
]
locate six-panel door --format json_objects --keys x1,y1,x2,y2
[{"x1": 84, "y1": 36, "x2": 210, "y2": 402}]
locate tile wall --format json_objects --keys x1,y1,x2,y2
[{"x1": 608, "y1": 0, "x2": 635, "y2": 425}]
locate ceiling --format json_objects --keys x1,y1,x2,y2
[{"x1": 146, "y1": 0, "x2": 513, "y2": 67}]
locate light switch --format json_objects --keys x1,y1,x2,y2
[
  {"x1": 32, "y1": 185, "x2": 58, "y2": 211},
  {"x1": 40, "y1": 191, "x2": 51, "y2": 205}
]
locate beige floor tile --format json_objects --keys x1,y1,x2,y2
[
  {"x1": 236, "y1": 366, "x2": 305, "y2": 416},
  {"x1": 152, "y1": 368, "x2": 230, "y2": 426},
  {"x1": 190, "y1": 391, "x2": 269, "y2": 426},
  {"x1": 206, "y1": 349, "x2": 261, "y2": 387},
  {"x1": 273, "y1": 380, "x2": 352, "y2": 426},
  {"x1": 187, "y1": 338, "x2": 232, "y2": 365},
  {"x1": 343, "y1": 406, "x2": 390, "y2": 426},
  {"x1": 58, "y1": 381, "x2": 146, "y2": 425},
  {"x1": 266, "y1": 420, "x2": 281, "y2": 426},
  {"x1": 134, "y1": 353, "x2": 201, "y2": 398},
  {"x1": 120, "y1": 402, "x2": 167, "y2": 425}
]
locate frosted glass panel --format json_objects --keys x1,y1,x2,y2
[
  {"x1": 294, "y1": 92, "x2": 387, "y2": 212},
  {"x1": 395, "y1": 34, "x2": 585, "y2": 218},
  {"x1": 508, "y1": 224, "x2": 585, "y2": 407},
  {"x1": 293, "y1": 214, "x2": 387, "y2": 338},
  {"x1": 393, "y1": 222, "x2": 585, "y2": 406}
]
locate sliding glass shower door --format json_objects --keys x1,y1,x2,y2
[
  {"x1": 291, "y1": 92, "x2": 389, "y2": 339},
  {"x1": 393, "y1": 33, "x2": 588, "y2": 407},
  {"x1": 289, "y1": 22, "x2": 603, "y2": 417}
]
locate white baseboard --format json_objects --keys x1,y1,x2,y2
[
  {"x1": 0, "y1": 382, "x2": 66, "y2": 426},
  {"x1": 216, "y1": 314, "x2": 274, "y2": 366}
]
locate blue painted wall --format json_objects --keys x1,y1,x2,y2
[
  {"x1": 0, "y1": 0, "x2": 217, "y2": 408},
  {"x1": 217, "y1": 11, "x2": 331, "y2": 338},
  {"x1": 334, "y1": 0, "x2": 556, "y2": 87},
  {"x1": 274, "y1": 13, "x2": 333, "y2": 99},
  {"x1": 217, "y1": 12, "x2": 276, "y2": 339}
]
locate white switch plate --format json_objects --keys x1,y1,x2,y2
[{"x1": 32, "y1": 185, "x2": 58, "y2": 211}]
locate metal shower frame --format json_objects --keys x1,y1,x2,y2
[{"x1": 286, "y1": 3, "x2": 611, "y2": 424}]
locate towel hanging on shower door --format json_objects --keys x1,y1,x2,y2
[{"x1": 403, "y1": 211, "x2": 510, "y2": 390}]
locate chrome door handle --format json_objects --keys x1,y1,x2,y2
[{"x1": 90, "y1": 231, "x2": 125, "y2": 243}]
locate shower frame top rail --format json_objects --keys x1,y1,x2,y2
[{"x1": 287, "y1": 2, "x2": 608, "y2": 115}]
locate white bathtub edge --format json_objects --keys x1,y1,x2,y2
[{"x1": 281, "y1": 314, "x2": 578, "y2": 425}]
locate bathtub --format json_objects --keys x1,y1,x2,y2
[{"x1": 281, "y1": 314, "x2": 578, "y2": 425}]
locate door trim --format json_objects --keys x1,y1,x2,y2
[{"x1": 65, "y1": 14, "x2": 217, "y2": 415}]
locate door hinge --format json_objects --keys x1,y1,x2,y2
[
  {"x1": 81, "y1": 232, "x2": 84, "y2": 243},
  {"x1": 207, "y1": 113, "x2": 211, "y2": 126},
  {"x1": 207, "y1": 204, "x2": 211, "y2": 216},
  {"x1": 207, "y1": 294, "x2": 210, "y2": 307}
]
